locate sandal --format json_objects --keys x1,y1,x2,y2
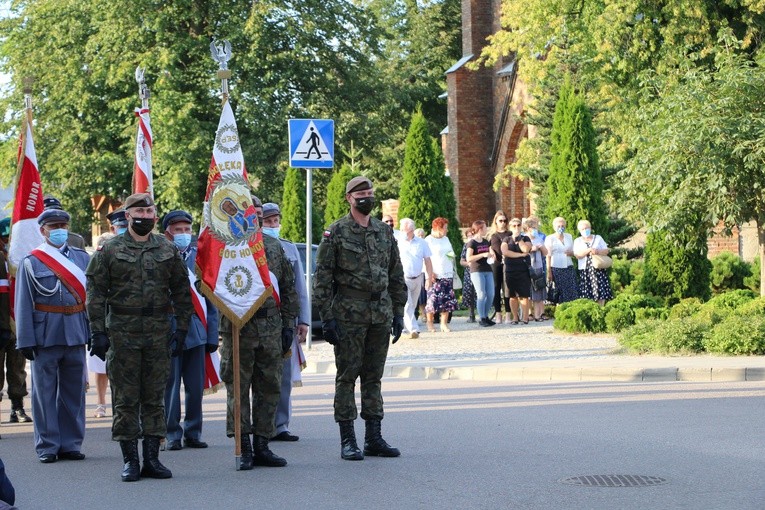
[
  {"x1": 509, "y1": 320, "x2": 519, "y2": 325},
  {"x1": 522, "y1": 320, "x2": 529, "y2": 325},
  {"x1": 535, "y1": 318, "x2": 544, "y2": 322}
]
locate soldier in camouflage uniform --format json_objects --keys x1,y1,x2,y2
[
  {"x1": 313, "y1": 176, "x2": 407, "y2": 461},
  {"x1": 85, "y1": 193, "x2": 192, "y2": 482},
  {"x1": 218, "y1": 195, "x2": 298, "y2": 471}
]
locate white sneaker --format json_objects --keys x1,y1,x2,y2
[{"x1": 94, "y1": 404, "x2": 106, "y2": 418}]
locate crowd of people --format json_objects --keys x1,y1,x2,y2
[{"x1": 393, "y1": 211, "x2": 613, "y2": 335}]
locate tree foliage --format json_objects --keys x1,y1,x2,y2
[
  {"x1": 397, "y1": 109, "x2": 444, "y2": 231},
  {"x1": 641, "y1": 230, "x2": 711, "y2": 303},
  {"x1": 279, "y1": 167, "x2": 322, "y2": 245},
  {"x1": 324, "y1": 162, "x2": 360, "y2": 228},
  {"x1": 542, "y1": 78, "x2": 607, "y2": 238}
]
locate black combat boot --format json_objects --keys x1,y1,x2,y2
[
  {"x1": 140, "y1": 436, "x2": 172, "y2": 479},
  {"x1": 239, "y1": 434, "x2": 254, "y2": 471},
  {"x1": 119, "y1": 439, "x2": 140, "y2": 482},
  {"x1": 339, "y1": 420, "x2": 363, "y2": 461},
  {"x1": 9, "y1": 400, "x2": 32, "y2": 423},
  {"x1": 363, "y1": 419, "x2": 400, "y2": 457},
  {"x1": 252, "y1": 435, "x2": 287, "y2": 467}
]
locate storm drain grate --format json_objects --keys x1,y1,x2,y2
[{"x1": 559, "y1": 475, "x2": 667, "y2": 487}]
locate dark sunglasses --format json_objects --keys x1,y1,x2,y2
[
  {"x1": 384, "y1": 220, "x2": 394, "y2": 225},
  {"x1": 497, "y1": 219, "x2": 507, "y2": 224}
]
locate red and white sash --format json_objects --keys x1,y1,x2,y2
[
  {"x1": 188, "y1": 268, "x2": 207, "y2": 329},
  {"x1": 30, "y1": 243, "x2": 86, "y2": 303},
  {"x1": 0, "y1": 262, "x2": 9, "y2": 294}
]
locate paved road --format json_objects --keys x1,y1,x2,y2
[{"x1": 2, "y1": 374, "x2": 765, "y2": 509}]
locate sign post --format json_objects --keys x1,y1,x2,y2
[{"x1": 288, "y1": 119, "x2": 334, "y2": 349}]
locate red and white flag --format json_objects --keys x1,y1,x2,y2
[
  {"x1": 132, "y1": 107, "x2": 153, "y2": 194},
  {"x1": 195, "y1": 99, "x2": 278, "y2": 327},
  {"x1": 9, "y1": 118, "x2": 45, "y2": 270}
]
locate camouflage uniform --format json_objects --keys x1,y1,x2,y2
[
  {"x1": 218, "y1": 234, "x2": 297, "y2": 439},
  {"x1": 314, "y1": 213, "x2": 406, "y2": 422},
  {"x1": 85, "y1": 233, "x2": 192, "y2": 440},
  {"x1": 0, "y1": 248, "x2": 29, "y2": 416}
]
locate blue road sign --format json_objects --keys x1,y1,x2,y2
[{"x1": 288, "y1": 119, "x2": 334, "y2": 169}]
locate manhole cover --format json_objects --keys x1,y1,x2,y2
[{"x1": 559, "y1": 475, "x2": 667, "y2": 487}]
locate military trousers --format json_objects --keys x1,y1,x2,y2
[
  {"x1": 164, "y1": 344, "x2": 205, "y2": 442},
  {"x1": 107, "y1": 332, "x2": 171, "y2": 441},
  {"x1": 0, "y1": 338, "x2": 28, "y2": 403},
  {"x1": 31, "y1": 345, "x2": 86, "y2": 456},
  {"x1": 333, "y1": 320, "x2": 390, "y2": 422},
  {"x1": 220, "y1": 324, "x2": 283, "y2": 438}
]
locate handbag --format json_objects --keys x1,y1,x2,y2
[
  {"x1": 591, "y1": 254, "x2": 613, "y2": 269},
  {"x1": 546, "y1": 280, "x2": 559, "y2": 304},
  {"x1": 527, "y1": 265, "x2": 546, "y2": 292},
  {"x1": 452, "y1": 273, "x2": 463, "y2": 290}
]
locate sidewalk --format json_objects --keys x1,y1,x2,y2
[{"x1": 302, "y1": 317, "x2": 765, "y2": 383}]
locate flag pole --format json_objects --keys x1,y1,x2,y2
[
  {"x1": 135, "y1": 67, "x2": 150, "y2": 110},
  {"x1": 210, "y1": 39, "x2": 239, "y2": 470},
  {"x1": 14, "y1": 78, "x2": 34, "y2": 182}
]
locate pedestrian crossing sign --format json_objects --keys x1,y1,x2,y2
[{"x1": 288, "y1": 119, "x2": 334, "y2": 169}]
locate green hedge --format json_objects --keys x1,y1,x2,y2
[
  {"x1": 553, "y1": 299, "x2": 606, "y2": 333},
  {"x1": 704, "y1": 314, "x2": 765, "y2": 355}
]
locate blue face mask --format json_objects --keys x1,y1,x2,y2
[
  {"x1": 173, "y1": 233, "x2": 192, "y2": 250},
  {"x1": 529, "y1": 229, "x2": 538, "y2": 237},
  {"x1": 48, "y1": 228, "x2": 68, "y2": 247},
  {"x1": 117, "y1": 227, "x2": 128, "y2": 235},
  {"x1": 261, "y1": 227, "x2": 280, "y2": 239},
  {"x1": 581, "y1": 228, "x2": 592, "y2": 237},
  {"x1": 556, "y1": 227, "x2": 565, "y2": 235}
]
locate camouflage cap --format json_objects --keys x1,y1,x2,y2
[
  {"x1": 261, "y1": 203, "x2": 280, "y2": 219},
  {"x1": 162, "y1": 210, "x2": 193, "y2": 230},
  {"x1": 345, "y1": 176, "x2": 373, "y2": 194},
  {"x1": 38, "y1": 208, "x2": 71, "y2": 226},
  {"x1": 123, "y1": 193, "x2": 155, "y2": 210},
  {"x1": 106, "y1": 209, "x2": 128, "y2": 227}
]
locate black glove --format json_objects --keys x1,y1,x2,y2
[
  {"x1": 20, "y1": 347, "x2": 36, "y2": 361},
  {"x1": 205, "y1": 343, "x2": 218, "y2": 354},
  {"x1": 281, "y1": 328, "x2": 294, "y2": 355},
  {"x1": 89, "y1": 332, "x2": 110, "y2": 361},
  {"x1": 391, "y1": 315, "x2": 404, "y2": 344},
  {"x1": 170, "y1": 329, "x2": 187, "y2": 357},
  {"x1": 322, "y1": 319, "x2": 340, "y2": 346},
  {"x1": 0, "y1": 329, "x2": 11, "y2": 351}
]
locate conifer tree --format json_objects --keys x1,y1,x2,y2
[
  {"x1": 543, "y1": 78, "x2": 608, "y2": 239},
  {"x1": 324, "y1": 162, "x2": 360, "y2": 228},
  {"x1": 280, "y1": 167, "x2": 305, "y2": 243},
  {"x1": 398, "y1": 110, "x2": 444, "y2": 230},
  {"x1": 641, "y1": 229, "x2": 711, "y2": 303}
]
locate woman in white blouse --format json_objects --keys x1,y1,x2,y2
[
  {"x1": 573, "y1": 219, "x2": 613, "y2": 305},
  {"x1": 424, "y1": 217, "x2": 458, "y2": 332},
  {"x1": 544, "y1": 217, "x2": 578, "y2": 304}
]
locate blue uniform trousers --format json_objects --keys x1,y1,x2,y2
[
  {"x1": 164, "y1": 344, "x2": 205, "y2": 441},
  {"x1": 31, "y1": 345, "x2": 86, "y2": 456},
  {"x1": 275, "y1": 357, "x2": 293, "y2": 434}
]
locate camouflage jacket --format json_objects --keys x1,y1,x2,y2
[
  {"x1": 219, "y1": 233, "x2": 298, "y2": 336},
  {"x1": 85, "y1": 232, "x2": 192, "y2": 335},
  {"x1": 314, "y1": 213, "x2": 406, "y2": 324}
]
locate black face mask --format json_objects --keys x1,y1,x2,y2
[
  {"x1": 131, "y1": 217, "x2": 156, "y2": 236},
  {"x1": 353, "y1": 196, "x2": 375, "y2": 216}
]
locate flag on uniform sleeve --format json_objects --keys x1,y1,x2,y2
[
  {"x1": 132, "y1": 107, "x2": 153, "y2": 194},
  {"x1": 9, "y1": 117, "x2": 45, "y2": 271},
  {"x1": 195, "y1": 98, "x2": 278, "y2": 328}
]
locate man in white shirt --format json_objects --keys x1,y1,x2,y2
[{"x1": 396, "y1": 218, "x2": 433, "y2": 339}]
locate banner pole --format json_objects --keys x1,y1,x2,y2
[{"x1": 233, "y1": 324, "x2": 242, "y2": 470}]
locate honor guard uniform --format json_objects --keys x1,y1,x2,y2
[
  {"x1": 314, "y1": 176, "x2": 407, "y2": 460},
  {"x1": 15, "y1": 209, "x2": 90, "y2": 463},
  {"x1": 219, "y1": 195, "x2": 298, "y2": 470},
  {"x1": 162, "y1": 210, "x2": 219, "y2": 451},
  {"x1": 42, "y1": 197, "x2": 86, "y2": 249},
  {"x1": 0, "y1": 217, "x2": 32, "y2": 426},
  {"x1": 261, "y1": 203, "x2": 309, "y2": 442},
  {"x1": 86, "y1": 193, "x2": 192, "y2": 482}
]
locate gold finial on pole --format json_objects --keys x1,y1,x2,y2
[{"x1": 210, "y1": 40, "x2": 232, "y2": 100}]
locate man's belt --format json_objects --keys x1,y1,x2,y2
[
  {"x1": 254, "y1": 306, "x2": 280, "y2": 319},
  {"x1": 110, "y1": 304, "x2": 174, "y2": 317},
  {"x1": 34, "y1": 303, "x2": 86, "y2": 315},
  {"x1": 338, "y1": 286, "x2": 382, "y2": 301}
]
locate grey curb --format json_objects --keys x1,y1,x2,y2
[{"x1": 304, "y1": 361, "x2": 765, "y2": 383}]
